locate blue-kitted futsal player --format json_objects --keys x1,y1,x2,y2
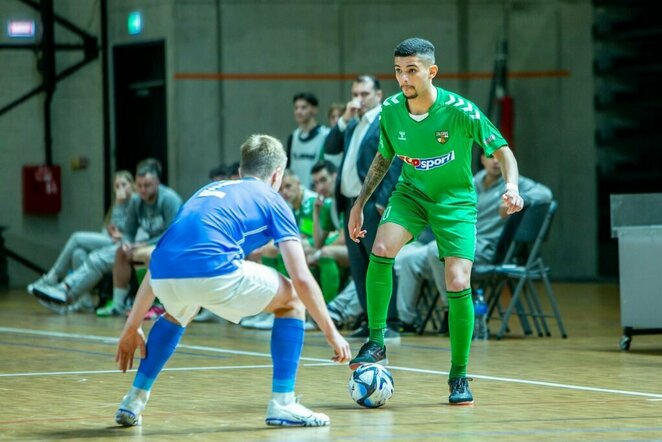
[{"x1": 114, "y1": 134, "x2": 351, "y2": 427}]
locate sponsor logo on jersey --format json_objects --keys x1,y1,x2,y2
[
  {"x1": 398, "y1": 131, "x2": 407, "y2": 141},
  {"x1": 397, "y1": 151, "x2": 455, "y2": 171},
  {"x1": 435, "y1": 131, "x2": 449, "y2": 144}
]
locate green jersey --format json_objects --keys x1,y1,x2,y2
[
  {"x1": 293, "y1": 187, "x2": 318, "y2": 238},
  {"x1": 378, "y1": 87, "x2": 507, "y2": 206}
]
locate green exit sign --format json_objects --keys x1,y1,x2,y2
[{"x1": 127, "y1": 11, "x2": 143, "y2": 35}]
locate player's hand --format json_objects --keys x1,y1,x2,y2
[
  {"x1": 343, "y1": 98, "x2": 361, "y2": 122},
  {"x1": 502, "y1": 190, "x2": 524, "y2": 214},
  {"x1": 325, "y1": 329, "x2": 351, "y2": 364},
  {"x1": 348, "y1": 204, "x2": 367, "y2": 243},
  {"x1": 115, "y1": 326, "x2": 146, "y2": 372}
]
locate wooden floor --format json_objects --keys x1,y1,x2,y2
[{"x1": 1, "y1": 282, "x2": 661, "y2": 441}]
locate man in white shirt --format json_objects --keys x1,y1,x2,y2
[
  {"x1": 324, "y1": 75, "x2": 402, "y2": 338},
  {"x1": 286, "y1": 92, "x2": 330, "y2": 190}
]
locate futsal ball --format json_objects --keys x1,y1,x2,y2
[{"x1": 348, "y1": 363, "x2": 394, "y2": 408}]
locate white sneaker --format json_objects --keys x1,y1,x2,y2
[
  {"x1": 37, "y1": 298, "x2": 67, "y2": 315},
  {"x1": 265, "y1": 398, "x2": 330, "y2": 427},
  {"x1": 32, "y1": 283, "x2": 69, "y2": 304},
  {"x1": 240, "y1": 313, "x2": 274, "y2": 330},
  {"x1": 27, "y1": 274, "x2": 57, "y2": 296},
  {"x1": 115, "y1": 387, "x2": 150, "y2": 427},
  {"x1": 68, "y1": 293, "x2": 96, "y2": 313}
]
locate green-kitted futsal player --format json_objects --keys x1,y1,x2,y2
[{"x1": 347, "y1": 37, "x2": 524, "y2": 405}]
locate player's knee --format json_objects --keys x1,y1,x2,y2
[
  {"x1": 446, "y1": 276, "x2": 469, "y2": 292},
  {"x1": 371, "y1": 241, "x2": 394, "y2": 258}
]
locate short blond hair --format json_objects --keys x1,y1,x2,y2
[{"x1": 240, "y1": 134, "x2": 287, "y2": 180}]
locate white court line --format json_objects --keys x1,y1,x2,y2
[
  {"x1": 0, "y1": 362, "x2": 336, "y2": 378},
  {"x1": 1, "y1": 326, "x2": 662, "y2": 400}
]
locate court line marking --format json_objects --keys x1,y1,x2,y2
[{"x1": 2, "y1": 326, "x2": 661, "y2": 400}]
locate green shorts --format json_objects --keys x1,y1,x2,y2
[{"x1": 380, "y1": 182, "x2": 477, "y2": 261}]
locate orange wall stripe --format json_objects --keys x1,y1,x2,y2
[{"x1": 174, "y1": 70, "x2": 570, "y2": 81}]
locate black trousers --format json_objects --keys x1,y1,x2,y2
[{"x1": 342, "y1": 199, "x2": 399, "y2": 325}]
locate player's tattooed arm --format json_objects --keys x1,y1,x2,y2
[{"x1": 355, "y1": 153, "x2": 393, "y2": 207}]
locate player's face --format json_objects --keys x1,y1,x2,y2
[
  {"x1": 480, "y1": 155, "x2": 502, "y2": 178},
  {"x1": 136, "y1": 173, "x2": 159, "y2": 203},
  {"x1": 293, "y1": 99, "x2": 317, "y2": 125},
  {"x1": 351, "y1": 81, "x2": 382, "y2": 117},
  {"x1": 312, "y1": 169, "x2": 337, "y2": 197},
  {"x1": 279, "y1": 175, "x2": 300, "y2": 204},
  {"x1": 113, "y1": 176, "x2": 133, "y2": 198},
  {"x1": 394, "y1": 56, "x2": 436, "y2": 99}
]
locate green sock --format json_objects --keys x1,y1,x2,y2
[
  {"x1": 366, "y1": 253, "x2": 395, "y2": 347},
  {"x1": 447, "y1": 288, "x2": 473, "y2": 379},
  {"x1": 319, "y1": 257, "x2": 340, "y2": 303}
]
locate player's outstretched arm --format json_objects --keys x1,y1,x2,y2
[
  {"x1": 348, "y1": 153, "x2": 393, "y2": 242},
  {"x1": 493, "y1": 146, "x2": 524, "y2": 214},
  {"x1": 115, "y1": 271, "x2": 155, "y2": 372},
  {"x1": 279, "y1": 240, "x2": 351, "y2": 363}
]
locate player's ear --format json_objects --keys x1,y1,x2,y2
[{"x1": 429, "y1": 64, "x2": 438, "y2": 79}]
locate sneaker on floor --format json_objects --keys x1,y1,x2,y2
[
  {"x1": 32, "y1": 283, "x2": 69, "y2": 305},
  {"x1": 448, "y1": 377, "x2": 474, "y2": 405},
  {"x1": 384, "y1": 326, "x2": 401, "y2": 342},
  {"x1": 349, "y1": 341, "x2": 387, "y2": 371},
  {"x1": 240, "y1": 312, "x2": 274, "y2": 330},
  {"x1": 115, "y1": 387, "x2": 150, "y2": 426},
  {"x1": 68, "y1": 293, "x2": 96, "y2": 313},
  {"x1": 348, "y1": 323, "x2": 369, "y2": 339},
  {"x1": 37, "y1": 298, "x2": 67, "y2": 315},
  {"x1": 397, "y1": 321, "x2": 418, "y2": 334},
  {"x1": 27, "y1": 273, "x2": 58, "y2": 295},
  {"x1": 96, "y1": 301, "x2": 125, "y2": 317},
  {"x1": 265, "y1": 398, "x2": 329, "y2": 427},
  {"x1": 304, "y1": 319, "x2": 318, "y2": 331}
]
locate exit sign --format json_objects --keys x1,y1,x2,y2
[{"x1": 127, "y1": 11, "x2": 143, "y2": 35}]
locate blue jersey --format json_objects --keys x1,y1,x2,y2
[{"x1": 150, "y1": 178, "x2": 300, "y2": 279}]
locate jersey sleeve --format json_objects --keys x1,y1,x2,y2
[
  {"x1": 269, "y1": 193, "x2": 302, "y2": 245},
  {"x1": 468, "y1": 106, "x2": 508, "y2": 157},
  {"x1": 378, "y1": 114, "x2": 396, "y2": 161}
]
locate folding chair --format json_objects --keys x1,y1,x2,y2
[
  {"x1": 473, "y1": 206, "x2": 534, "y2": 336},
  {"x1": 489, "y1": 201, "x2": 567, "y2": 340},
  {"x1": 415, "y1": 278, "x2": 445, "y2": 334}
]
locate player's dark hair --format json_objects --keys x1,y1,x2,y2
[
  {"x1": 240, "y1": 134, "x2": 287, "y2": 180},
  {"x1": 293, "y1": 92, "x2": 319, "y2": 107},
  {"x1": 394, "y1": 37, "x2": 436, "y2": 64},
  {"x1": 310, "y1": 159, "x2": 337, "y2": 176},
  {"x1": 355, "y1": 74, "x2": 381, "y2": 91}
]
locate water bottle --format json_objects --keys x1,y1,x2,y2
[{"x1": 473, "y1": 288, "x2": 488, "y2": 340}]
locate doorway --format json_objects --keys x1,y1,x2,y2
[{"x1": 113, "y1": 41, "x2": 168, "y2": 183}]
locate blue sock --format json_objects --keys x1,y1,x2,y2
[
  {"x1": 132, "y1": 316, "x2": 185, "y2": 391},
  {"x1": 271, "y1": 317, "x2": 304, "y2": 393}
]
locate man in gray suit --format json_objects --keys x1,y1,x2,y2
[{"x1": 324, "y1": 75, "x2": 402, "y2": 338}]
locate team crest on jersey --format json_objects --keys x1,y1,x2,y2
[{"x1": 435, "y1": 131, "x2": 449, "y2": 144}]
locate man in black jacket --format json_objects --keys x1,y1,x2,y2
[{"x1": 324, "y1": 75, "x2": 402, "y2": 338}]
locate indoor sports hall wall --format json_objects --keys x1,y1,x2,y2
[{"x1": 0, "y1": 0, "x2": 595, "y2": 283}]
